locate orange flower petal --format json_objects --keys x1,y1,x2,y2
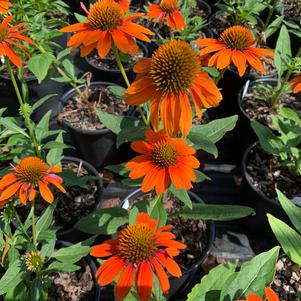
[
  {"x1": 90, "y1": 240, "x2": 118, "y2": 257},
  {"x1": 97, "y1": 31, "x2": 112, "y2": 58},
  {"x1": 0, "y1": 181, "x2": 21, "y2": 201},
  {"x1": 156, "y1": 252, "x2": 182, "y2": 277},
  {"x1": 133, "y1": 58, "x2": 152, "y2": 74},
  {"x1": 150, "y1": 257, "x2": 170, "y2": 293},
  {"x1": 95, "y1": 255, "x2": 125, "y2": 286},
  {"x1": 136, "y1": 261, "x2": 154, "y2": 301},
  {"x1": 265, "y1": 288, "x2": 279, "y2": 301},
  {"x1": 232, "y1": 50, "x2": 247, "y2": 77},
  {"x1": 3, "y1": 44, "x2": 22, "y2": 68},
  {"x1": 136, "y1": 212, "x2": 158, "y2": 230},
  {"x1": 179, "y1": 92, "x2": 192, "y2": 136},
  {"x1": 0, "y1": 173, "x2": 17, "y2": 189},
  {"x1": 38, "y1": 181, "x2": 54, "y2": 204},
  {"x1": 115, "y1": 264, "x2": 135, "y2": 301}
]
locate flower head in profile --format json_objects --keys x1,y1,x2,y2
[
  {"x1": 289, "y1": 74, "x2": 301, "y2": 93},
  {"x1": 0, "y1": 16, "x2": 33, "y2": 67},
  {"x1": 196, "y1": 25, "x2": 275, "y2": 76},
  {"x1": 0, "y1": 156, "x2": 66, "y2": 206},
  {"x1": 126, "y1": 130, "x2": 200, "y2": 194},
  {"x1": 239, "y1": 287, "x2": 281, "y2": 301},
  {"x1": 61, "y1": 0, "x2": 154, "y2": 58},
  {"x1": 125, "y1": 40, "x2": 222, "y2": 136},
  {"x1": 90, "y1": 212, "x2": 186, "y2": 301},
  {"x1": 0, "y1": 0, "x2": 12, "y2": 14},
  {"x1": 147, "y1": 0, "x2": 185, "y2": 30}
]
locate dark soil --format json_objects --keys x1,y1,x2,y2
[
  {"x1": 240, "y1": 83, "x2": 301, "y2": 127},
  {"x1": 48, "y1": 260, "x2": 95, "y2": 301},
  {"x1": 271, "y1": 256, "x2": 301, "y2": 301},
  {"x1": 1, "y1": 66, "x2": 35, "y2": 81},
  {"x1": 58, "y1": 85, "x2": 129, "y2": 131},
  {"x1": 246, "y1": 145, "x2": 301, "y2": 200},
  {"x1": 209, "y1": 11, "x2": 262, "y2": 37},
  {"x1": 129, "y1": 192, "x2": 209, "y2": 271},
  {"x1": 279, "y1": 0, "x2": 301, "y2": 19},
  {"x1": 16, "y1": 161, "x2": 99, "y2": 231},
  {"x1": 86, "y1": 49, "x2": 144, "y2": 72}
]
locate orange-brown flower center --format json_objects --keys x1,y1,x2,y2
[
  {"x1": 0, "y1": 24, "x2": 9, "y2": 42},
  {"x1": 118, "y1": 223, "x2": 158, "y2": 263},
  {"x1": 160, "y1": 0, "x2": 177, "y2": 13},
  {"x1": 149, "y1": 40, "x2": 200, "y2": 94},
  {"x1": 152, "y1": 142, "x2": 178, "y2": 168},
  {"x1": 15, "y1": 157, "x2": 48, "y2": 185},
  {"x1": 88, "y1": 0, "x2": 123, "y2": 31},
  {"x1": 219, "y1": 25, "x2": 254, "y2": 51}
]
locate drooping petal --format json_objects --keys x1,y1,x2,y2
[
  {"x1": 115, "y1": 264, "x2": 135, "y2": 301},
  {"x1": 0, "y1": 181, "x2": 21, "y2": 201},
  {"x1": 136, "y1": 261, "x2": 154, "y2": 301},
  {"x1": 90, "y1": 240, "x2": 119, "y2": 257},
  {"x1": 150, "y1": 257, "x2": 170, "y2": 293},
  {"x1": 155, "y1": 252, "x2": 182, "y2": 277},
  {"x1": 38, "y1": 181, "x2": 54, "y2": 203}
]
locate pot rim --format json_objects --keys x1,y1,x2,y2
[
  {"x1": 60, "y1": 81, "x2": 125, "y2": 135},
  {"x1": 196, "y1": 0, "x2": 212, "y2": 20},
  {"x1": 122, "y1": 188, "x2": 216, "y2": 276},
  {"x1": 237, "y1": 78, "x2": 278, "y2": 122},
  {"x1": 84, "y1": 41, "x2": 148, "y2": 73},
  {"x1": 56, "y1": 240, "x2": 101, "y2": 301},
  {"x1": 56, "y1": 155, "x2": 103, "y2": 236},
  {"x1": 241, "y1": 142, "x2": 280, "y2": 207}
]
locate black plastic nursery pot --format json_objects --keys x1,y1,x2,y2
[
  {"x1": 60, "y1": 81, "x2": 133, "y2": 170},
  {"x1": 57, "y1": 156, "x2": 103, "y2": 243},
  {"x1": 54, "y1": 240, "x2": 101, "y2": 301},
  {"x1": 84, "y1": 42, "x2": 148, "y2": 86},
  {"x1": 122, "y1": 189, "x2": 216, "y2": 300},
  {"x1": 239, "y1": 143, "x2": 295, "y2": 236},
  {"x1": 0, "y1": 73, "x2": 65, "y2": 121},
  {"x1": 234, "y1": 78, "x2": 278, "y2": 161}
]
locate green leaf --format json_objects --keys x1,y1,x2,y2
[
  {"x1": 46, "y1": 133, "x2": 64, "y2": 165},
  {"x1": 251, "y1": 120, "x2": 282, "y2": 154},
  {"x1": 31, "y1": 94, "x2": 57, "y2": 115},
  {"x1": 202, "y1": 67, "x2": 220, "y2": 77},
  {"x1": 28, "y1": 53, "x2": 54, "y2": 83},
  {"x1": 51, "y1": 242, "x2": 91, "y2": 264},
  {"x1": 36, "y1": 203, "x2": 55, "y2": 240},
  {"x1": 74, "y1": 207, "x2": 129, "y2": 235},
  {"x1": 35, "y1": 110, "x2": 51, "y2": 142},
  {"x1": 264, "y1": 15, "x2": 284, "y2": 38},
  {"x1": 4, "y1": 282, "x2": 28, "y2": 301},
  {"x1": 106, "y1": 163, "x2": 128, "y2": 177},
  {"x1": 47, "y1": 261, "x2": 80, "y2": 272},
  {"x1": 187, "y1": 262, "x2": 237, "y2": 301},
  {"x1": 40, "y1": 239, "x2": 56, "y2": 258},
  {"x1": 221, "y1": 246, "x2": 280, "y2": 300},
  {"x1": 187, "y1": 132, "x2": 218, "y2": 157},
  {"x1": 116, "y1": 126, "x2": 146, "y2": 148},
  {"x1": 275, "y1": 25, "x2": 291, "y2": 78},
  {"x1": 31, "y1": 278, "x2": 43, "y2": 301},
  {"x1": 169, "y1": 185, "x2": 192, "y2": 209},
  {"x1": 148, "y1": 195, "x2": 167, "y2": 227},
  {"x1": 0, "y1": 118, "x2": 29, "y2": 138},
  {"x1": 190, "y1": 115, "x2": 238, "y2": 144},
  {"x1": 0, "y1": 259, "x2": 26, "y2": 295},
  {"x1": 95, "y1": 108, "x2": 140, "y2": 135},
  {"x1": 107, "y1": 85, "x2": 125, "y2": 98},
  {"x1": 60, "y1": 170, "x2": 98, "y2": 189},
  {"x1": 179, "y1": 204, "x2": 255, "y2": 221},
  {"x1": 268, "y1": 214, "x2": 301, "y2": 266},
  {"x1": 74, "y1": 13, "x2": 87, "y2": 23},
  {"x1": 276, "y1": 189, "x2": 301, "y2": 233},
  {"x1": 194, "y1": 170, "x2": 211, "y2": 183}
]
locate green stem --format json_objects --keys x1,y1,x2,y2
[
  {"x1": 215, "y1": 68, "x2": 227, "y2": 85},
  {"x1": 112, "y1": 45, "x2": 149, "y2": 127},
  {"x1": 271, "y1": 46, "x2": 301, "y2": 108},
  {"x1": 31, "y1": 202, "x2": 37, "y2": 249},
  {"x1": 263, "y1": 0, "x2": 277, "y2": 31},
  {"x1": 5, "y1": 58, "x2": 41, "y2": 157}
]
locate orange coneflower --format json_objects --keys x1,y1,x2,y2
[
  {"x1": 0, "y1": 157, "x2": 66, "y2": 205},
  {"x1": 239, "y1": 287, "x2": 281, "y2": 301},
  {"x1": 0, "y1": 16, "x2": 33, "y2": 68},
  {"x1": 61, "y1": 0, "x2": 153, "y2": 58},
  {"x1": 289, "y1": 74, "x2": 301, "y2": 93},
  {"x1": 147, "y1": 0, "x2": 185, "y2": 30},
  {"x1": 90, "y1": 212, "x2": 186, "y2": 301},
  {"x1": 126, "y1": 130, "x2": 200, "y2": 194},
  {"x1": 0, "y1": 0, "x2": 12, "y2": 14},
  {"x1": 196, "y1": 25, "x2": 275, "y2": 77},
  {"x1": 125, "y1": 40, "x2": 222, "y2": 136}
]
